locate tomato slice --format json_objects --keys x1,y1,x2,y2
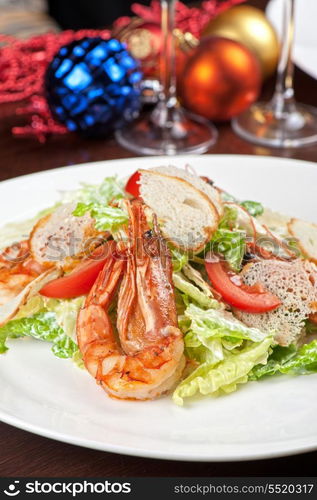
[
  {"x1": 205, "y1": 259, "x2": 281, "y2": 313},
  {"x1": 125, "y1": 171, "x2": 141, "y2": 198},
  {"x1": 40, "y1": 241, "x2": 116, "y2": 299}
]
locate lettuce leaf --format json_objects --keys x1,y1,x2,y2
[
  {"x1": 240, "y1": 200, "x2": 264, "y2": 217},
  {"x1": 45, "y1": 296, "x2": 84, "y2": 342},
  {"x1": 170, "y1": 247, "x2": 188, "y2": 272},
  {"x1": 0, "y1": 312, "x2": 78, "y2": 359},
  {"x1": 73, "y1": 202, "x2": 128, "y2": 233},
  {"x1": 70, "y1": 176, "x2": 128, "y2": 234},
  {"x1": 185, "y1": 304, "x2": 269, "y2": 344},
  {"x1": 173, "y1": 304, "x2": 272, "y2": 405},
  {"x1": 63, "y1": 176, "x2": 125, "y2": 205},
  {"x1": 203, "y1": 207, "x2": 246, "y2": 271},
  {"x1": 173, "y1": 273, "x2": 219, "y2": 310},
  {"x1": 209, "y1": 228, "x2": 246, "y2": 272},
  {"x1": 182, "y1": 264, "x2": 214, "y2": 300},
  {"x1": 0, "y1": 295, "x2": 84, "y2": 364},
  {"x1": 173, "y1": 336, "x2": 272, "y2": 405},
  {"x1": 249, "y1": 340, "x2": 317, "y2": 380}
]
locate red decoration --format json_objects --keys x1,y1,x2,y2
[
  {"x1": 179, "y1": 37, "x2": 262, "y2": 122},
  {"x1": 0, "y1": 29, "x2": 110, "y2": 142},
  {"x1": 114, "y1": 0, "x2": 246, "y2": 39}
]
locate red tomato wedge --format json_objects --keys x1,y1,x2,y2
[
  {"x1": 40, "y1": 241, "x2": 116, "y2": 299},
  {"x1": 205, "y1": 260, "x2": 281, "y2": 313},
  {"x1": 125, "y1": 170, "x2": 141, "y2": 198}
]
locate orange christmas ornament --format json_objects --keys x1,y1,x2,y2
[{"x1": 179, "y1": 36, "x2": 262, "y2": 122}]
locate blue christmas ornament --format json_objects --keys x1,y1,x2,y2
[{"x1": 46, "y1": 37, "x2": 142, "y2": 136}]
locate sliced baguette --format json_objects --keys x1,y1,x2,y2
[
  {"x1": 151, "y1": 165, "x2": 223, "y2": 216},
  {"x1": 235, "y1": 259, "x2": 317, "y2": 346},
  {"x1": 30, "y1": 202, "x2": 97, "y2": 266},
  {"x1": 257, "y1": 207, "x2": 291, "y2": 236},
  {"x1": 288, "y1": 218, "x2": 317, "y2": 263},
  {"x1": 139, "y1": 169, "x2": 219, "y2": 252}
]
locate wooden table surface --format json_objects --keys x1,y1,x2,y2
[{"x1": 1, "y1": 0, "x2": 317, "y2": 478}]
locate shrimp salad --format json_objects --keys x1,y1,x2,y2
[{"x1": 1, "y1": 165, "x2": 317, "y2": 405}]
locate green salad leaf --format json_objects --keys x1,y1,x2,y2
[
  {"x1": 218, "y1": 206, "x2": 238, "y2": 229},
  {"x1": 45, "y1": 296, "x2": 84, "y2": 342},
  {"x1": 170, "y1": 247, "x2": 188, "y2": 272},
  {"x1": 240, "y1": 200, "x2": 264, "y2": 217},
  {"x1": 209, "y1": 228, "x2": 246, "y2": 272},
  {"x1": 203, "y1": 206, "x2": 246, "y2": 272},
  {"x1": 0, "y1": 312, "x2": 78, "y2": 359},
  {"x1": 64, "y1": 176, "x2": 125, "y2": 205},
  {"x1": 173, "y1": 273, "x2": 219, "y2": 310},
  {"x1": 249, "y1": 340, "x2": 317, "y2": 380},
  {"x1": 173, "y1": 336, "x2": 272, "y2": 405},
  {"x1": 73, "y1": 202, "x2": 128, "y2": 233},
  {"x1": 173, "y1": 304, "x2": 272, "y2": 405},
  {"x1": 70, "y1": 176, "x2": 128, "y2": 234},
  {"x1": 185, "y1": 304, "x2": 269, "y2": 344}
]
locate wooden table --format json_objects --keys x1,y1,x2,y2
[{"x1": 1, "y1": 0, "x2": 317, "y2": 478}]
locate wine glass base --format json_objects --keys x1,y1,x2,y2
[
  {"x1": 116, "y1": 110, "x2": 218, "y2": 156},
  {"x1": 232, "y1": 102, "x2": 317, "y2": 148}
]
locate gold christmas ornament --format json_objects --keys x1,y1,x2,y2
[{"x1": 202, "y1": 5, "x2": 279, "y2": 79}]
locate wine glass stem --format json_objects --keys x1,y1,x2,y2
[
  {"x1": 160, "y1": 0, "x2": 177, "y2": 109},
  {"x1": 273, "y1": 0, "x2": 295, "y2": 114}
]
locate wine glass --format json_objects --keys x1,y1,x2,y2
[
  {"x1": 232, "y1": 0, "x2": 317, "y2": 148},
  {"x1": 115, "y1": 0, "x2": 218, "y2": 155}
]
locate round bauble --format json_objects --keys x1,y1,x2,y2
[
  {"x1": 179, "y1": 36, "x2": 262, "y2": 122},
  {"x1": 202, "y1": 5, "x2": 279, "y2": 79},
  {"x1": 46, "y1": 37, "x2": 142, "y2": 137}
]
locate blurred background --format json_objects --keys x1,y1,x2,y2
[{"x1": 0, "y1": 0, "x2": 192, "y2": 35}]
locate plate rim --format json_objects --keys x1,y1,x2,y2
[
  {"x1": 1, "y1": 154, "x2": 317, "y2": 189},
  {"x1": 1, "y1": 409, "x2": 317, "y2": 462}
]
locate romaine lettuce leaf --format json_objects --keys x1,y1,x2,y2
[
  {"x1": 182, "y1": 264, "x2": 214, "y2": 301},
  {"x1": 73, "y1": 202, "x2": 128, "y2": 232},
  {"x1": 173, "y1": 303, "x2": 272, "y2": 404},
  {"x1": 185, "y1": 304, "x2": 269, "y2": 344},
  {"x1": 170, "y1": 247, "x2": 188, "y2": 272},
  {"x1": 63, "y1": 176, "x2": 125, "y2": 205},
  {"x1": 173, "y1": 273, "x2": 219, "y2": 310},
  {"x1": 249, "y1": 340, "x2": 317, "y2": 380},
  {"x1": 0, "y1": 312, "x2": 78, "y2": 359},
  {"x1": 202, "y1": 206, "x2": 246, "y2": 271},
  {"x1": 45, "y1": 296, "x2": 84, "y2": 342},
  {"x1": 240, "y1": 200, "x2": 264, "y2": 217},
  {"x1": 173, "y1": 336, "x2": 272, "y2": 405},
  {"x1": 209, "y1": 228, "x2": 246, "y2": 272}
]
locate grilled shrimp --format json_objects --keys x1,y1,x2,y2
[
  {"x1": 0, "y1": 239, "x2": 45, "y2": 306},
  {"x1": 77, "y1": 201, "x2": 185, "y2": 400}
]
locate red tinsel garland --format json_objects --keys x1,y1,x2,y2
[
  {"x1": 0, "y1": 29, "x2": 110, "y2": 142},
  {"x1": 0, "y1": 0, "x2": 245, "y2": 141},
  {"x1": 116, "y1": 0, "x2": 246, "y2": 38}
]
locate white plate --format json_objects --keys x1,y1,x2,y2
[
  {"x1": 267, "y1": 0, "x2": 317, "y2": 80},
  {"x1": 1, "y1": 155, "x2": 317, "y2": 462}
]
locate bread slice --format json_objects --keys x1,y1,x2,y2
[
  {"x1": 151, "y1": 165, "x2": 223, "y2": 216},
  {"x1": 288, "y1": 218, "x2": 317, "y2": 263},
  {"x1": 139, "y1": 169, "x2": 219, "y2": 252},
  {"x1": 30, "y1": 202, "x2": 97, "y2": 266},
  {"x1": 234, "y1": 259, "x2": 317, "y2": 346},
  {"x1": 257, "y1": 207, "x2": 291, "y2": 236}
]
